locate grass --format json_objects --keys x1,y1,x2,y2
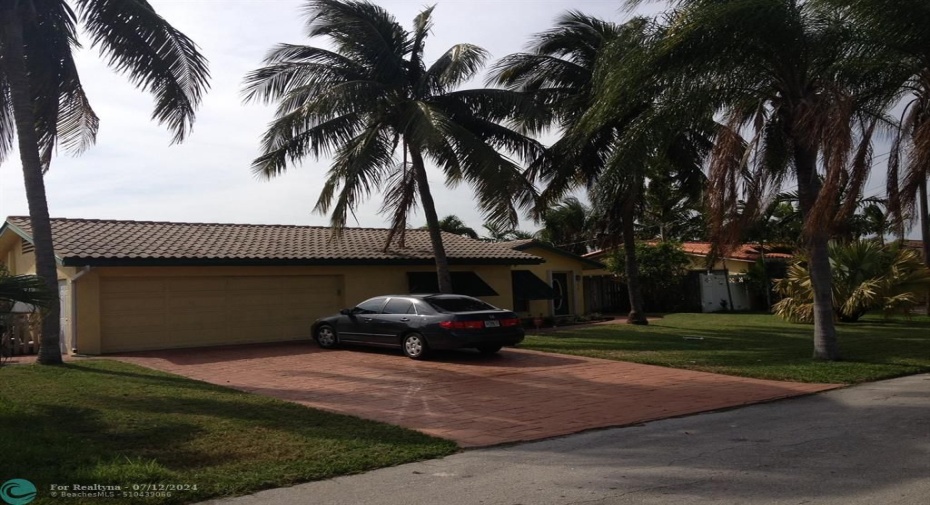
[
  {"x1": 0, "y1": 360, "x2": 457, "y2": 505},
  {"x1": 522, "y1": 313, "x2": 930, "y2": 384}
]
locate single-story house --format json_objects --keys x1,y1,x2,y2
[
  {"x1": 582, "y1": 242, "x2": 792, "y2": 312},
  {"x1": 497, "y1": 239, "x2": 604, "y2": 318},
  {"x1": 0, "y1": 217, "x2": 597, "y2": 354}
]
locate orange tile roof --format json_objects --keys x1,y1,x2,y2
[
  {"x1": 3, "y1": 217, "x2": 543, "y2": 267},
  {"x1": 583, "y1": 242, "x2": 792, "y2": 263}
]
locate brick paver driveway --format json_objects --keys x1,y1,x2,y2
[{"x1": 114, "y1": 343, "x2": 838, "y2": 447}]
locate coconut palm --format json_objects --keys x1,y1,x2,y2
[
  {"x1": 0, "y1": 0, "x2": 210, "y2": 364},
  {"x1": 536, "y1": 197, "x2": 591, "y2": 255},
  {"x1": 243, "y1": 0, "x2": 542, "y2": 294},
  {"x1": 610, "y1": 0, "x2": 895, "y2": 359},
  {"x1": 429, "y1": 215, "x2": 478, "y2": 240},
  {"x1": 493, "y1": 12, "x2": 714, "y2": 324},
  {"x1": 481, "y1": 222, "x2": 534, "y2": 242}
]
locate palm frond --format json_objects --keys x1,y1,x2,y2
[
  {"x1": 0, "y1": 75, "x2": 13, "y2": 163},
  {"x1": 314, "y1": 125, "x2": 395, "y2": 232},
  {"x1": 0, "y1": 268, "x2": 56, "y2": 310},
  {"x1": 425, "y1": 44, "x2": 488, "y2": 93},
  {"x1": 304, "y1": 0, "x2": 407, "y2": 86},
  {"x1": 21, "y1": 0, "x2": 99, "y2": 169},
  {"x1": 242, "y1": 45, "x2": 367, "y2": 104},
  {"x1": 74, "y1": 0, "x2": 210, "y2": 143},
  {"x1": 379, "y1": 158, "x2": 419, "y2": 249}
]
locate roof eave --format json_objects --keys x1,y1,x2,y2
[{"x1": 0, "y1": 219, "x2": 65, "y2": 265}]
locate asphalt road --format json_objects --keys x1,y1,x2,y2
[{"x1": 202, "y1": 374, "x2": 930, "y2": 505}]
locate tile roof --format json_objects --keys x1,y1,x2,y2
[
  {"x1": 677, "y1": 242, "x2": 793, "y2": 262},
  {"x1": 3, "y1": 217, "x2": 543, "y2": 267},
  {"x1": 584, "y1": 242, "x2": 793, "y2": 263}
]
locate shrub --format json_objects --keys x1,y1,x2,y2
[{"x1": 773, "y1": 240, "x2": 930, "y2": 323}]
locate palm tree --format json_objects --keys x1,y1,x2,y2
[
  {"x1": 611, "y1": 0, "x2": 893, "y2": 359},
  {"x1": 536, "y1": 197, "x2": 591, "y2": 255},
  {"x1": 773, "y1": 240, "x2": 930, "y2": 323},
  {"x1": 0, "y1": 266, "x2": 56, "y2": 313},
  {"x1": 481, "y1": 222, "x2": 534, "y2": 242},
  {"x1": 492, "y1": 12, "x2": 713, "y2": 324},
  {"x1": 429, "y1": 215, "x2": 478, "y2": 239},
  {"x1": 491, "y1": 13, "x2": 648, "y2": 324},
  {"x1": 816, "y1": 0, "x2": 930, "y2": 269},
  {"x1": 243, "y1": 0, "x2": 541, "y2": 294},
  {"x1": 0, "y1": 0, "x2": 210, "y2": 364},
  {"x1": 638, "y1": 166, "x2": 707, "y2": 242}
]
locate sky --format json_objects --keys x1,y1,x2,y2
[{"x1": 0, "y1": 0, "x2": 907, "y2": 237}]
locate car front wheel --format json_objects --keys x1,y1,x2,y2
[
  {"x1": 402, "y1": 333, "x2": 429, "y2": 360},
  {"x1": 316, "y1": 325, "x2": 338, "y2": 349}
]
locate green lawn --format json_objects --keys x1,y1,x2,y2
[
  {"x1": 523, "y1": 313, "x2": 930, "y2": 384},
  {"x1": 0, "y1": 360, "x2": 457, "y2": 505}
]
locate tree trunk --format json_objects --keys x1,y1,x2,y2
[
  {"x1": 795, "y1": 145, "x2": 839, "y2": 360},
  {"x1": 919, "y1": 177, "x2": 930, "y2": 268},
  {"x1": 621, "y1": 204, "x2": 648, "y2": 325},
  {"x1": 409, "y1": 148, "x2": 453, "y2": 294},
  {"x1": 2, "y1": 10, "x2": 63, "y2": 365},
  {"x1": 919, "y1": 177, "x2": 930, "y2": 315}
]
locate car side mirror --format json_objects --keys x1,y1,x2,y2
[{"x1": 340, "y1": 308, "x2": 352, "y2": 315}]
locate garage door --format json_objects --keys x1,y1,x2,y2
[{"x1": 100, "y1": 275, "x2": 342, "y2": 352}]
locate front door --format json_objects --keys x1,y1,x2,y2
[{"x1": 551, "y1": 273, "x2": 571, "y2": 316}]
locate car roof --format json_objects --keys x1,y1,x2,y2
[{"x1": 373, "y1": 294, "x2": 475, "y2": 300}]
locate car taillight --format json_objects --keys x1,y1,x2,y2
[{"x1": 439, "y1": 318, "x2": 522, "y2": 329}]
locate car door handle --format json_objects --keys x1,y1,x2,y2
[
  {"x1": 363, "y1": 318, "x2": 373, "y2": 322},
  {"x1": 400, "y1": 318, "x2": 410, "y2": 322}
]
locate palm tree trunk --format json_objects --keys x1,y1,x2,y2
[
  {"x1": 621, "y1": 204, "x2": 648, "y2": 325},
  {"x1": 919, "y1": 177, "x2": 930, "y2": 268},
  {"x1": 795, "y1": 145, "x2": 839, "y2": 360},
  {"x1": 2, "y1": 10, "x2": 63, "y2": 365},
  {"x1": 408, "y1": 148, "x2": 453, "y2": 293}
]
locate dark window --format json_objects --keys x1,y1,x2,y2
[
  {"x1": 382, "y1": 298, "x2": 414, "y2": 315},
  {"x1": 513, "y1": 298, "x2": 529, "y2": 312},
  {"x1": 354, "y1": 297, "x2": 386, "y2": 314},
  {"x1": 426, "y1": 295, "x2": 497, "y2": 313}
]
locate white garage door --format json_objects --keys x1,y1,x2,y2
[{"x1": 99, "y1": 275, "x2": 342, "y2": 352}]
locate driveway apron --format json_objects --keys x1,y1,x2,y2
[{"x1": 113, "y1": 343, "x2": 838, "y2": 447}]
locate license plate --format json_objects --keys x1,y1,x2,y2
[{"x1": 484, "y1": 320, "x2": 500, "y2": 328}]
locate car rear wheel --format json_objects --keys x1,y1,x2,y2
[
  {"x1": 402, "y1": 333, "x2": 429, "y2": 360},
  {"x1": 476, "y1": 344, "x2": 502, "y2": 355},
  {"x1": 316, "y1": 325, "x2": 338, "y2": 349}
]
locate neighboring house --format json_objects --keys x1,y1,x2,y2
[
  {"x1": 583, "y1": 242, "x2": 792, "y2": 312},
  {"x1": 0, "y1": 217, "x2": 544, "y2": 354},
  {"x1": 497, "y1": 239, "x2": 605, "y2": 319}
]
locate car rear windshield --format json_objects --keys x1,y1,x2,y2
[{"x1": 426, "y1": 296, "x2": 497, "y2": 313}]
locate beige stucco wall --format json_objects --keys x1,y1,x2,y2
[
  {"x1": 0, "y1": 235, "x2": 75, "y2": 280},
  {"x1": 64, "y1": 263, "x2": 515, "y2": 355},
  {"x1": 512, "y1": 246, "x2": 590, "y2": 317}
]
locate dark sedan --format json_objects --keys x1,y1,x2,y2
[{"x1": 311, "y1": 294, "x2": 524, "y2": 359}]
